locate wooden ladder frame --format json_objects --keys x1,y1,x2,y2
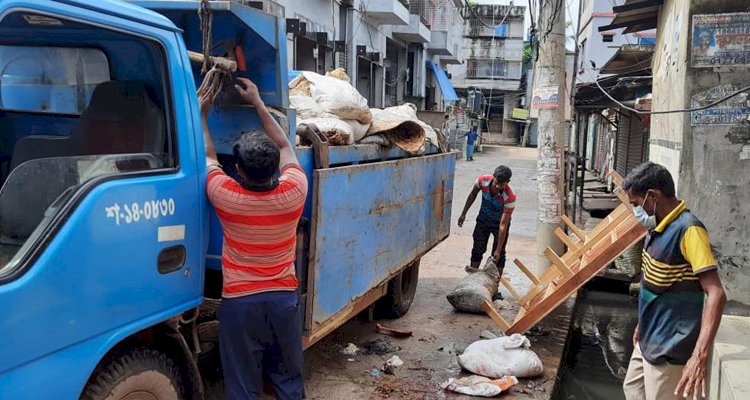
[{"x1": 484, "y1": 172, "x2": 648, "y2": 334}]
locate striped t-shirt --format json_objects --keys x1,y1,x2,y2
[
  {"x1": 638, "y1": 201, "x2": 717, "y2": 365},
  {"x1": 206, "y1": 164, "x2": 308, "y2": 298},
  {"x1": 475, "y1": 174, "x2": 516, "y2": 225}
]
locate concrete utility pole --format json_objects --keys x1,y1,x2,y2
[{"x1": 533, "y1": 0, "x2": 566, "y2": 274}]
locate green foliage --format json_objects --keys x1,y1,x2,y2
[{"x1": 523, "y1": 43, "x2": 533, "y2": 64}]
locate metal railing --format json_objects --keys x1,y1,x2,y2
[{"x1": 408, "y1": 0, "x2": 431, "y2": 28}]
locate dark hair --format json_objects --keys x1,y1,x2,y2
[
  {"x1": 233, "y1": 130, "x2": 280, "y2": 182},
  {"x1": 493, "y1": 165, "x2": 512, "y2": 183},
  {"x1": 622, "y1": 162, "x2": 676, "y2": 197}
]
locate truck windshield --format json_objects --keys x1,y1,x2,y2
[{"x1": 0, "y1": 154, "x2": 160, "y2": 275}]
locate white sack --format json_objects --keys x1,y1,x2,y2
[
  {"x1": 289, "y1": 95, "x2": 333, "y2": 120},
  {"x1": 290, "y1": 71, "x2": 371, "y2": 124},
  {"x1": 458, "y1": 334, "x2": 544, "y2": 378}
]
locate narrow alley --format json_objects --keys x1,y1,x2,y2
[{"x1": 204, "y1": 146, "x2": 573, "y2": 400}]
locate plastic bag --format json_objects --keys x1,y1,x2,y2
[
  {"x1": 441, "y1": 375, "x2": 518, "y2": 397},
  {"x1": 458, "y1": 334, "x2": 544, "y2": 378}
]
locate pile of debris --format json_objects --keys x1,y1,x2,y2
[{"x1": 289, "y1": 69, "x2": 441, "y2": 154}]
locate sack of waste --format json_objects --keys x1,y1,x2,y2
[
  {"x1": 298, "y1": 117, "x2": 355, "y2": 146},
  {"x1": 458, "y1": 334, "x2": 544, "y2": 378},
  {"x1": 446, "y1": 258, "x2": 500, "y2": 313},
  {"x1": 289, "y1": 71, "x2": 371, "y2": 124},
  {"x1": 289, "y1": 94, "x2": 333, "y2": 120},
  {"x1": 440, "y1": 375, "x2": 518, "y2": 397}
]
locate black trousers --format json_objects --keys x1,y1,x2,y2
[
  {"x1": 471, "y1": 218, "x2": 510, "y2": 268},
  {"x1": 219, "y1": 291, "x2": 304, "y2": 400}
]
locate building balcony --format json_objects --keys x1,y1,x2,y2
[
  {"x1": 365, "y1": 0, "x2": 410, "y2": 26},
  {"x1": 392, "y1": 13, "x2": 431, "y2": 43},
  {"x1": 426, "y1": 31, "x2": 450, "y2": 55},
  {"x1": 438, "y1": 43, "x2": 462, "y2": 64}
]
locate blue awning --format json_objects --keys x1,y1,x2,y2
[{"x1": 426, "y1": 61, "x2": 458, "y2": 102}]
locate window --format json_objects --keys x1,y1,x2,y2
[
  {"x1": 466, "y1": 59, "x2": 508, "y2": 78},
  {"x1": 0, "y1": 21, "x2": 174, "y2": 276},
  {"x1": 603, "y1": 34, "x2": 614, "y2": 43},
  {"x1": 579, "y1": 39, "x2": 587, "y2": 73},
  {"x1": 0, "y1": 46, "x2": 109, "y2": 114}
]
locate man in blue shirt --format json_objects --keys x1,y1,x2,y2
[{"x1": 462, "y1": 128, "x2": 478, "y2": 161}]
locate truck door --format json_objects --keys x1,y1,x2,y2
[{"x1": 0, "y1": 3, "x2": 206, "y2": 398}]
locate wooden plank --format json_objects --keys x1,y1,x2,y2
[
  {"x1": 500, "y1": 277, "x2": 523, "y2": 302},
  {"x1": 545, "y1": 247, "x2": 574, "y2": 278},
  {"x1": 561, "y1": 215, "x2": 586, "y2": 241},
  {"x1": 585, "y1": 205, "x2": 627, "y2": 239},
  {"x1": 507, "y1": 219, "x2": 647, "y2": 334},
  {"x1": 609, "y1": 171, "x2": 624, "y2": 188},
  {"x1": 555, "y1": 228, "x2": 580, "y2": 250},
  {"x1": 561, "y1": 207, "x2": 631, "y2": 264},
  {"x1": 614, "y1": 187, "x2": 631, "y2": 207},
  {"x1": 513, "y1": 307, "x2": 527, "y2": 324},
  {"x1": 513, "y1": 259, "x2": 541, "y2": 285},
  {"x1": 482, "y1": 300, "x2": 511, "y2": 331}
]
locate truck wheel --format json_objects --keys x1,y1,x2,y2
[
  {"x1": 377, "y1": 259, "x2": 420, "y2": 319},
  {"x1": 81, "y1": 348, "x2": 183, "y2": 400}
]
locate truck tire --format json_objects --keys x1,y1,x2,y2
[
  {"x1": 81, "y1": 348, "x2": 183, "y2": 400},
  {"x1": 376, "y1": 259, "x2": 420, "y2": 319}
]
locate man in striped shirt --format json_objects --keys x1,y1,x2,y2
[
  {"x1": 622, "y1": 162, "x2": 726, "y2": 400},
  {"x1": 200, "y1": 78, "x2": 308, "y2": 400}
]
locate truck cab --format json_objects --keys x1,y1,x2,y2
[
  {"x1": 0, "y1": 1, "x2": 455, "y2": 399},
  {"x1": 0, "y1": 2, "x2": 207, "y2": 398}
]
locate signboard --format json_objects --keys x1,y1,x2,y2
[
  {"x1": 532, "y1": 87, "x2": 559, "y2": 110},
  {"x1": 512, "y1": 108, "x2": 529, "y2": 120},
  {"x1": 690, "y1": 84, "x2": 750, "y2": 125},
  {"x1": 692, "y1": 13, "x2": 750, "y2": 67}
]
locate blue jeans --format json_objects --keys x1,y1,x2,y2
[
  {"x1": 219, "y1": 291, "x2": 304, "y2": 400},
  {"x1": 466, "y1": 143, "x2": 475, "y2": 160}
]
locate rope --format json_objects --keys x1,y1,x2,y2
[
  {"x1": 198, "y1": 0, "x2": 212, "y2": 74},
  {"x1": 197, "y1": 0, "x2": 232, "y2": 104}
]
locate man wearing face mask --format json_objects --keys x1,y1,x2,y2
[{"x1": 621, "y1": 162, "x2": 726, "y2": 400}]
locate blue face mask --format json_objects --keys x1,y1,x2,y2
[{"x1": 633, "y1": 192, "x2": 657, "y2": 230}]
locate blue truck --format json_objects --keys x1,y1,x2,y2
[{"x1": 0, "y1": 1, "x2": 456, "y2": 398}]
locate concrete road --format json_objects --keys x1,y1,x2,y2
[{"x1": 208, "y1": 146, "x2": 572, "y2": 399}]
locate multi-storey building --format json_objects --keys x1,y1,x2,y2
[
  {"x1": 252, "y1": 0, "x2": 464, "y2": 110},
  {"x1": 447, "y1": 2, "x2": 526, "y2": 142}
]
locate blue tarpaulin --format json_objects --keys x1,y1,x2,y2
[
  {"x1": 426, "y1": 61, "x2": 458, "y2": 102},
  {"x1": 494, "y1": 23, "x2": 508, "y2": 37}
]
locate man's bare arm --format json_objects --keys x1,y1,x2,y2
[
  {"x1": 199, "y1": 91, "x2": 218, "y2": 166},
  {"x1": 458, "y1": 186, "x2": 480, "y2": 227},
  {"x1": 674, "y1": 270, "x2": 726, "y2": 399},
  {"x1": 235, "y1": 78, "x2": 298, "y2": 167},
  {"x1": 493, "y1": 212, "x2": 511, "y2": 261}
]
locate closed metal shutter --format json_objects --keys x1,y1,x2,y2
[{"x1": 615, "y1": 110, "x2": 648, "y2": 176}]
